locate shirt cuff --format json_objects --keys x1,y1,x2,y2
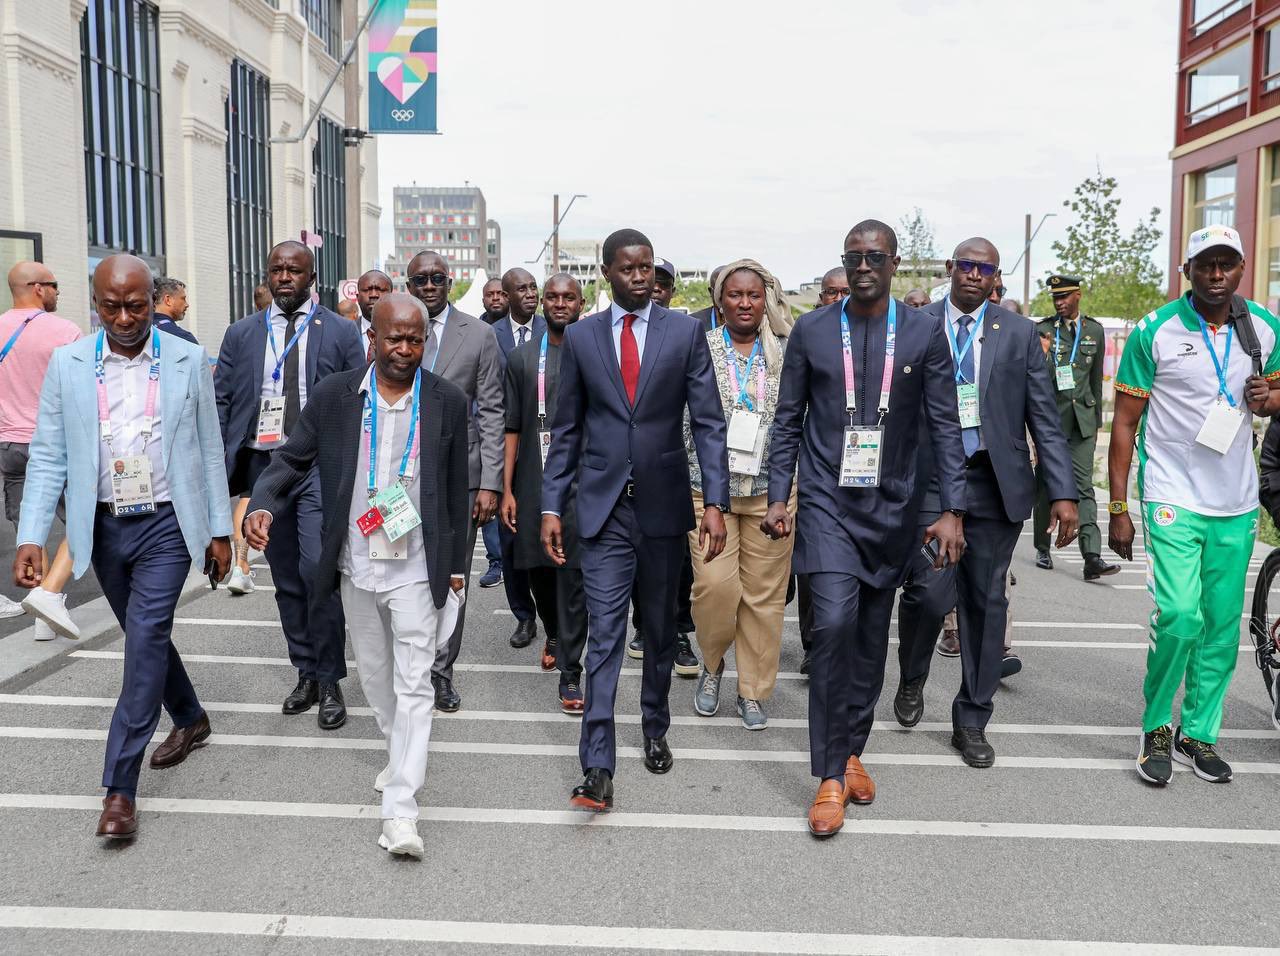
[{"x1": 541, "y1": 511, "x2": 560, "y2": 517}]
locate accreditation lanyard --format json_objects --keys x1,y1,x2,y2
[
  {"x1": 265, "y1": 302, "x2": 316, "y2": 393},
  {"x1": 1195, "y1": 313, "x2": 1237, "y2": 408},
  {"x1": 838, "y1": 297, "x2": 896, "y2": 423},
  {"x1": 0, "y1": 310, "x2": 43, "y2": 365},
  {"x1": 364, "y1": 367, "x2": 422, "y2": 498},
  {"x1": 537, "y1": 332, "x2": 549, "y2": 423},
  {"x1": 1054, "y1": 316, "x2": 1082, "y2": 367},
  {"x1": 943, "y1": 302, "x2": 986, "y2": 384},
  {"x1": 722, "y1": 329, "x2": 765, "y2": 411},
  {"x1": 709, "y1": 307, "x2": 718, "y2": 330},
  {"x1": 95, "y1": 327, "x2": 161, "y2": 451}
]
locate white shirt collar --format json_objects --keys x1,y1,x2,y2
[
  {"x1": 944, "y1": 296, "x2": 987, "y2": 326},
  {"x1": 102, "y1": 333, "x2": 157, "y2": 365},
  {"x1": 510, "y1": 315, "x2": 535, "y2": 340},
  {"x1": 269, "y1": 299, "x2": 314, "y2": 324},
  {"x1": 610, "y1": 300, "x2": 653, "y2": 325},
  {"x1": 427, "y1": 303, "x2": 450, "y2": 328},
  {"x1": 356, "y1": 364, "x2": 415, "y2": 411}
]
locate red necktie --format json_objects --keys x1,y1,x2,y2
[
  {"x1": 366, "y1": 339, "x2": 374, "y2": 364},
  {"x1": 620, "y1": 313, "x2": 640, "y2": 404}
]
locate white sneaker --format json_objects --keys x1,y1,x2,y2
[
  {"x1": 32, "y1": 618, "x2": 55, "y2": 642},
  {"x1": 22, "y1": 589, "x2": 79, "y2": 639},
  {"x1": 374, "y1": 764, "x2": 391, "y2": 793},
  {"x1": 226, "y1": 566, "x2": 255, "y2": 595},
  {"x1": 0, "y1": 594, "x2": 24, "y2": 618},
  {"x1": 378, "y1": 818, "x2": 423, "y2": 859}
]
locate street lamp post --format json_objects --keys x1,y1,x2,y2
[{"x1": 1006, "y1": 212, "x2": 1057, "y2": 310}]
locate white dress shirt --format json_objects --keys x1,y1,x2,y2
[
  {"x1": 359, "y1": 314, "x2": 374, "y2": 347},
  {"x1": 609, "y1": 301, "x2": 651, "y2": 366},
  {"x1": 339, "y1": 366, "x2": 427, "y2": 592},
  {"x1": 944, "y1": 296, "x2": 986, "y2": 381},
  {"x1": 509, "y1": 316, "x2": 534, "y2": 349},
  {"x1": 96, "y1": 337, "x2": 170, "y2": 503},
  {"x1": 249, "y1": 300, "x2": 312, "y2": 450}
]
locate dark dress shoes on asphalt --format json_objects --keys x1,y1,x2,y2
[
  {"x1": 149, "y1": 712, "x2": 211, "y2": 768},
  {"x1": 952, "y1": 727, "x2": 996, "y2": 768},
  {"x1": 1035, "y1": 549, "x2": 1053, "y2": 570},
  {"x1": 96, "y1": 794, "x2": 138, "y2": 839},
  {"x1": 935, "y1": 629, "x2": 960, "y2": 657},
  {"x1": 510, "y1": 619, "x2": 536, "y2": 649},
  {"x1": 893, "y1": 676, "x2": 927, "y2": 728},
  {"x1": 433, "y1": 675, "x2": 461, "y2": 712},
  {"x1": 282, "y1": 677, "x2": 319, "y2": 715},
  {"x1": 1083, "y1": 554, "x2": 1120, "y2": 580},
  {"x1": 643, "y1": 735, "x2": 673, "y2": 774},
  {"x1": 317, "y1": 683, "x2": 346, "y2": 730},
  {"x1": 1001, "y1": 652, "x2": 1023, "y2": 679},
  {"x1": 570, "y1": 767, "x2": 613, "y2": 812},
  {"x1": 674, "y1": 633, "x2": 700, "y2": 677}
]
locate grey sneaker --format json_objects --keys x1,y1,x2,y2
[
  {"x1": 693, "y1": 659, "x2": 724, "y2": 716},
  {"x1": 737, "y1": 696, "x2": 767, "y2": 731}
]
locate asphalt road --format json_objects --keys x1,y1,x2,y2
[{"x1": 0, "y1": 516, "x2": 1277, "y2": 954}]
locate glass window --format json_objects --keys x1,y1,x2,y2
[
  {"x1": 1267, "y1": 25, "x2": 1280, "y2": 93},
  {"x1": 303, "y1": 0, "x2": 341, "y2": 59},
  {"x1": 225, "y1": 59, "x2": 272, "y2": 320},
  {"x1": 1265, "y1": 148, "x2": 1280, "y2": 313},
  {"x1": 1192, "y1": 161, "x2": 1237, "y2": 230},
  {"x1": 1187, "y1": 41, "x2": 1251, "y2": 123},
  {"x1": 1192, "y1": 0, "x2": 1248, "y2": 36},
  {"x1": 312, "y1": 117, "x2": 347, "y2": 310}
]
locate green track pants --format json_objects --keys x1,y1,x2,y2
[{"x1": 1141, "y1": 501, "x2": 1257, "y2": 743}]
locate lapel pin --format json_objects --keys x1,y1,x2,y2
[
  {"x1": 313, "y1": 319, "x2": 322, "y2": 327},
  {"x1": 903, "y1": 365, "x2": 912, "y2": 373},
  {"x1": 992, "y1": 323, "x2": 1000, "y2": 330}
]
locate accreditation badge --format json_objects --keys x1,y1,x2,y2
[
  {"x1": 726, "y1": 408, "x2": 762, "y2": 452},
  {"x1": 1194, "y1": 400, "x2": 1245, "y2": 455},
  {"x1": 956, "y1": 383, "x2": 980, "y2": 429},
  {"x1": 728, "y1": 423, "x2": 766, "y2": 477},
  {"x1": 256, "y1": 396, "x2": 286, "y2": 444},
  {"x1": 1054, "y1": 364, "x2": 1075, "y2": 392},
  {"x1": 371, "y1": 483, "x2": 421, "y2": 543},
  {"x1": 109, "y1": 455, "x2": 156, "y2": 517},
  {"x1": 839, "y1": 426, "x2": 883, "y2": 488},
  {"x1": 539, "y1": 429, "x2": 552, "y2": 468}
]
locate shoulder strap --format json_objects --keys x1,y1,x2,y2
[{"x1": 1231, "y1": 294, "x2": 1263, "y2": 377}]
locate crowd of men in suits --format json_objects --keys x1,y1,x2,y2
[{"x1": 7, "y1": 214, "x2": 1276, "y2": 855}]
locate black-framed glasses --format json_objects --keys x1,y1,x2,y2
[
  {"x1": 840, "y1": 251, "x2": 891, "y2": 269},
  {"x1": 995, "y1": 285, "x2": 1007, "y2": 297},
  {"x1": 953, "y1": 259, "x2": 999, "y2": 278},
  {"x1": 25, "y1": 280, "x2": 57, "y2": 290},
  {"x1": 408, "y1": 272, "x2": 449, "y2": 288}
]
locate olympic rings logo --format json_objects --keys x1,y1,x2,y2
[{"x1": 390, "y1": 109, "x2": 415, "y2": 123}]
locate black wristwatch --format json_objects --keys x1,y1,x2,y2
[
  {"x1": 705, "y1": 501, "x2": 731, "y2": 514},
  {"x1": 946, "y1": 508, "x2": 966, "y2": 519}
]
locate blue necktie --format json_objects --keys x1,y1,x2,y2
[{"x1": 956, "y1": 314, "x2": 980, "y2": 457}]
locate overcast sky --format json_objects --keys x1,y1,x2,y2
[{"x1": 375, "y1": 0, "x2": 1176, "y2": 299}]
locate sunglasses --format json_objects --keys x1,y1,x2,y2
[
  {"x1": 408, "y1": 272, "x2": 449, "y2": 288},
  {"x1": 26, "y1": 280, "x2": 58, "y2": 290},
  {"x1": 840, "y1": 251, "x2": 892, "y2": 269},
  {"x1": 952, "y1": 259, "x2": 999, "y2": 278}
]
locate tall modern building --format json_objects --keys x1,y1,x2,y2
[
  {"x1": 384, "y1": 184, "x2": 499, "y2": 286},
  {"x1": 1171, "y1": 0, "x2": 1280, "y2": 310}
]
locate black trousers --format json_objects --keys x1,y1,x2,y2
[
  {"x1": 631, "y1": 538, "x2": 694, "y2": 635},
  {"x1": 546, "y1": 567, "x2": 589, "y2": 684},
  {"x1": 896, "y1": 518, "x2": 956, "y2": 685}
]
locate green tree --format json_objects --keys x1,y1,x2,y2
[
  {"x1": 448, "y1": 279, "x2": 472, "y2": 304},
  {"x1": 897, "y1": 207, "x2": 937, "y2": 292},
  {"x1": 1029, "y1": 171, "x2": 1165, "y2": 321},
  {"x1": 671, "y1": 276, "x2": 713, "y2": 312}
]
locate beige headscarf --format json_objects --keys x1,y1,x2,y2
[{"x1": 712, "y1": 258, "x2": 793, "y2": 372}]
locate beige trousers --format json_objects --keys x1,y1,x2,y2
[{"x1": 688, "y1": 491, "x2": 795, "y2": 700}]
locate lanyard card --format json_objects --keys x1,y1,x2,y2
[
  {"x1": 257, "y1": 396, "x2": 286, "y2": 444},
  {"x1": 1194, "y1": 400, "x2": 1245, "y2": 455},
  {"x1": 539, "y1": 429, "x2": 552, "y2": 468},
  {"x1": 840, "y1": 426, "x2": 883, "y2": 488},
  {"x1": 1055, "y1": 364, "x2": 1075, "y2": 392},
  {"x1": 110, "y1": 455, "x2": 156, "y2": 517},
  {"x1": 372, "y1": 483, "x2": 421, "y2": 543},
  {"x1": 727, "y1": 407, "x2": 762, "y2": 452},
  {"x1": 956, "y1": 382, "x2": 980, "y2": 429},
  {"x1": 728, "y1": 420, "x2": 766, "y2": 477}
]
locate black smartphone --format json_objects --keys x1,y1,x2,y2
[
  {"x1": 204, "y1": 558, "x2": 218, "y2": 590},
  {"x1": 920, "y1": 538, "x2": 947, "y2": 569}
]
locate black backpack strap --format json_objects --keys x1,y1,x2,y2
[{"x1": 1231, "y1": 294, "x2": 1263, "y2": 377}]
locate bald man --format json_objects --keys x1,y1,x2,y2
[
  {"x1": 14, "y1": 254, "x2": 232, "y2": 839},
  {"x1": 480, "y1": 277, "x2": 509, "y2": 325},
  {"x1": 903, "y1": 288, "x2": 931, "y2": 309},
  {"x1": 356, "y1": 270, "x2": 393, "y2": 357},
  {"x1": 817, "y1": 267, "x2": 850, "y2": 306}
]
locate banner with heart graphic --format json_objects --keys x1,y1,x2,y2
[{"x1": 368, "y1": 0, "x2": 438, "y2": 134}]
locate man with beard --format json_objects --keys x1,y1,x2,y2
[
  {"x1": 481, "y1": 277, "x2": 509, "y2": 326},
  {"x1": 355, "y1": 270, "x2": 393, "y2": 358}
]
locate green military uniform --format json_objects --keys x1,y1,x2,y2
[{"x1": 1033, "y1": 275, "x2": 1106, "y2": 559}]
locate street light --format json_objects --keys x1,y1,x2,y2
[
  {"x1": 528, "y1": 193, "x2": 588, "y2": 270},
  {"x1": 1006, "y1": 213, "x2": 1057, "y2": 308}
]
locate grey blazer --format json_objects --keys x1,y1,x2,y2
[{"x1": 431, "y1": 305, "x2": 504, "y2": 492}]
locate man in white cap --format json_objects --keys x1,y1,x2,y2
[{"x1": 1110, "y1": 223, "x2": 1280, "y2": 787}]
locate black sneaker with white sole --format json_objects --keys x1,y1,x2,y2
[
  {"x1": 1172, "y1": 726, "x2": 1232, "y2": 782},
  {"x1": 1136, "y1": 725, "x2": 1173, "y2": 786}
]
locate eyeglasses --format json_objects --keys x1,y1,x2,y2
[
  {"x1": 953, "y1": 259, "x2": 999, "y2": 278},
  {"x1": 408, "y1": 272, "x2": 449, "y2": 288},
  {"x1": 840, "y1": 251, "x2": 891, "y2": 269},
  {"x1": 25, "y1": 280, "x2": 58, "y2": 290}
]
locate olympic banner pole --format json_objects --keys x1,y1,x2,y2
[{"x1": 368, "y1": 0, "x2": 439, "y2": 134}]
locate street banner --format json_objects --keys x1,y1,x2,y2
[{"x1": 369, "y1": 0, "x2": 438, "y2": 134}]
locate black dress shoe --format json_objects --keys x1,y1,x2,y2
[
  {"x1": 893, "y1": 675, "x2": 927, "y2": 728},
  {"x1": 1083, "y1": 554, "x2": 1120, "y2": 580},
  {"x1": 1035, "y1": 549, "x2": 1053, "y2": 570},
  {"x1": 1001, "y1": 652, "x2": 1023, "y2": 679},
  {"x1": 951, "y1": 726, "x2": 995, "y2": 768},
  {"x1": 510, "y1": 618, "x2": 536, "y2": 649},
  {"x1": 673, "y1": 633, "x2": 700, "y2": 677},
  {"x1": 643, "y1": 735, "x2": 673, "y2": 774},
  {"x1": 282, "y1": 677, "x2": 319, "y2": 715},
  {"x1": 317, "y1": 682, "x2": 346, "y2": 730},
  {"x1": 433, "y1": 675, "x2": 461, "y2": 712},
  {"x1": 570, "y1": 767, "x2": 613, "y2": 811}
]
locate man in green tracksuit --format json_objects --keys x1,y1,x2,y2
[
  {"x1": 1033, "y1": 274, "x2": 1119, "y2": 580},
  {"x1": 1109, "y1": 224, "x2": 1280, "y2": 786}
]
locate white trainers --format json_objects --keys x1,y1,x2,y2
[
  {"x1": 32, "y1": 618, "x2": 55, "y2": 641},
  {"x1": 226, "y1": 565, "x2": 255, "y2": 595},
  {"x1": 0, "y1": 594, "x2": 24, "y2": 618},
  {"x1": 22, "y1": 588, "x2": 79, "y2": 639},
  {"x1": 374, "y1": 764, "x2": 392, "y2": 793},
  {"x1": 378, "y1": 818, "x2": 423, "y2": 859}
]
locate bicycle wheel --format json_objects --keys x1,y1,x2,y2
[{"x1": 1246, "y1": 547, "x2": 1280, "y2": 704}]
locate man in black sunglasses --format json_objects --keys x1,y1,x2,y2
[{"x1": 763, "y1": 219, "x2": 966, "y2": 838}]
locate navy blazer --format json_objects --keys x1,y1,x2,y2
[
  {"x1": 492, "y1": 314, "x2": 547, "y2": 366},
  {"x1": 214, "y1": 304, "x2": 365, "y2": 478},
  {"x1": 911, "y1": 300, "x2": 1077, "y2": 523},
  {"x1": 153, "y1": 313, "x2": 198, "y2": 344},
  {"x1": 766, "y1": 298, "x2": 966, "y2": 588},
  {"x1": 543, "y1": 304, "x2": 730, "y2": 540}
]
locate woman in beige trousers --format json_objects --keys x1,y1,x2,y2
[{"x1": 686, "y1": 259, "x2": 795, "y2": 730}]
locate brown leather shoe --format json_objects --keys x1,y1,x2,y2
[
  {"x1": 936, "y1": 629, "x2": 960, "y2": 657},
  {"x1": 149, "y1": 712, "x2": 211, "y2": 769},
  {"x1": 806, "y1": 779, "x2": 848, "y2": 838},
  {"x1": 540, "y1": 640, "x2": 557, "y2": 672},
  {"x1": 96, "y1": 794, "x2": 137, "y2": 838},
  {"x1": 845, "y1": 754, "x2": 876, "y2": 805}
]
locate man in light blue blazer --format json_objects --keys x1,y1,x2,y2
[{"x1": 13, "y1": 255, "x2": 232, "y2": 840}]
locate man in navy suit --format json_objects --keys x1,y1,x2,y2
[
  {"x1": 763, "y1": 220, "x2": 967, "y2": 839},
  {"x1": 542, "y1": 228, "x2": 730, "y2": 811},
  {"x1": 215, "y1": 240, "x2": 364, "y2": 729},
  {"x1": 893, "y1": 238, "x2": 1078, "y2": 765}
]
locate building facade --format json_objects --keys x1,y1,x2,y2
[
  {"x1": 384, "y1": 184, "x2": 499, "y2": 287},
  {"x1": 1171, "y1": 0, "x2": 1280, "y2": 310},
  {"x1": 0, "y1": 0, "x2": 382, "y2": 349}
]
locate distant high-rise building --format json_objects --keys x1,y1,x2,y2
[{"x1": 385, "y1": 184, "x2": 499, "y2": 286}]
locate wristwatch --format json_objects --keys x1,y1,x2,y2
[
  {"x1": 946, "y1": 508, "x2": 966, "y2": 519},
  {"x1": 1108, "y1": 501, "x2": 1128, "y2": 515}
]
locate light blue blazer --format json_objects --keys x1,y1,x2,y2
[{"x1": 17, "y1": 332, "x2": 234, "y2": 578}]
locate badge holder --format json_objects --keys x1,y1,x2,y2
[
  {"x1": 257, "y1": 396, "x2": 286, "y2": 444},
  {"x1": 840, "y1": 426, "x2": 883, "y2": 488},
  {"x1": 109, "y1": 455, "x2": 157, "y2": 517},
  {"x1": 1194, "y1": 400, "x2": 1244, "y2": 455},
  {"x1": 727, "y1": 407, "x2": 762, "y2": 453},
  {"x1": 1055, "y1": 365, "x2": 1075, "y2": 392},
  {"x1": 956, "y1": 382, "x2": 980, "y2": 429}
]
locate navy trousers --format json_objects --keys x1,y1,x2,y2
[
  {"x1": 896, "y1": 517, "x2": 955, "y2": 685},
  {"x1": 92, "y1": 504, "x2": 203, "y2": 794},
  {"x1": 578, "y1": 495, "x2": 683, "y2": 775},
  {"x1": 498, "y1": 522, "x2": 536, "y2": 622},
  {"x1": 807, "y1": 571, "x2": 896, "y2": 779}
]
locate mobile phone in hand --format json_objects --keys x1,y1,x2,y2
[
  {"x1": 204, "y1": 558, "x2": 218, "y2": 590},
  {"x1": 920, "y1": 538, "x2": 947, "y2": 569}
]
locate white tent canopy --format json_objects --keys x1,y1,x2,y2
[{"x1": 453, "y1": 268, "x2": 489, "y2": 317}]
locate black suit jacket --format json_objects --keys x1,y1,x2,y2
[
  {"x1": 767, "y1": 298, "x2": 966, "y2": 587},
  {"x1": 153, "y1": 313, "x2": 198, "y2": 345},
  {"x1": 690, "y1": 306, "x2": 717, "y2": 332},
  {"x1": 492, "y1": 314, "x2": 547, "y2": 367},
  {"x1": 247, "y1": 367, "x2": 470, "y2": 610},
  {"x1": 910, "y1": 300, "x2": 1077, "y2": 523}
]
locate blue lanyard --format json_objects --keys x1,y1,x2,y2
[
  {"x1": 537, "y1": 332, "x2": 549, "y2": 420},
  {"x1": 266, "y1": 302, "x2": 316, "y2": 386},
  {"x1": 0, "y1": 310, "x2": 43, "y2": 365},
  {"x1": 721, "y1": 327, "x2": 762, "y2": 410},
  {"x1": 365, "y1": 367, "x2": 422, "y2": 497},
  {"x1": 1054, "y1": 316, "x2": 1082, "y2": 367},
  {"x1": 709, "y1": 307, "x2": 718, "y2": 330},
  {"x1": 1195, "y1": 312, "x2": 1237, "y2": 408},
  {"x1": 943, "y1": 302, "x2": 986, "y2": 385}
]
